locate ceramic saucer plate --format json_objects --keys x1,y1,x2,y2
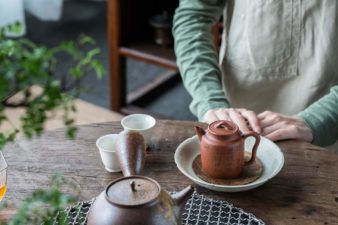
[{"x1": 174, "y1": 135, "x2": 284, "y2": 192}]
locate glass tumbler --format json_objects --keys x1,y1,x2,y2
[{"x1": 0, "y1": 151, "x2": 7, "y2": 201}]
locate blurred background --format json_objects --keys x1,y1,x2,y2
[{"x1": 20, "y1": 0, "x2": 196, "y2": 121}]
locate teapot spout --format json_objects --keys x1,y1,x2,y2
[
  {"x1": 195, "y1": 126, "x2": 206, "y2": 141},
  {"x1": 172, "y1": 185, "x2": 194, "y2": 222}
]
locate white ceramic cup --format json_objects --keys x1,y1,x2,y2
[
  {"x1": 121, "y1": 114, "x2": 156, "y2": 146},
  {"x1": 96, "y1": 134, "x2": 121, "y2": 173}
]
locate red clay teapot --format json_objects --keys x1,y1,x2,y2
[
  {"x1": 87, "y1": 131, "x2": 194, "y2": 225},
  {"x1": 195, "y1": 120, "x2": 260, "y2": 179}
]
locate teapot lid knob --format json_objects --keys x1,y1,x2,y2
[
  {"x1": 130, "y1": 181, "x2": 137, "y2": 192},
  {"x1": 105, "y1": 176, "x2": 160, "y2": 207},
  {"x1": 209, "y1": 120, "x2": 239, "y2": 137}
]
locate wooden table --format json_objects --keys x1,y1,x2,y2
[{"x1": 3, "y1": 120, "x2": 338, "y2": 224}]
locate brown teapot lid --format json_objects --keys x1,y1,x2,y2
[
  {"x1": 209, "y1": 120, "x2": 240, "y2": 140},
  {"x1": 105, "y1": 175, "x2": 160, "y2": 207}
]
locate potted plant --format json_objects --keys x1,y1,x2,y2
[
  {"x1": 0, "y1": 22, "x2": 105, "y2": 148},
  {"x1": 0, "y1": 23, "x2": 105, "y2": 224}
]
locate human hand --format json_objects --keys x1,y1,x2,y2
[
  {"x1": 203, "y1": 108, "x2": 261, "y2": 133},
  {"x1": 258, "y1": 111, "x2": 313, "y2": 142}
]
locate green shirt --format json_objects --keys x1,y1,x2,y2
[
  {"x1": 173, "y1": 0, "x2": 229, "y2": 121},
  {"x1": 173, "y1": 0, "x2": 338, "y2": 147},
  {"x1": 298, "y1": 86, "x2": 338, "y2": 147}
]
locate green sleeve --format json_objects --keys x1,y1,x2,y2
[
  {"x1": 173, "y1": 0, "x2": 229, "y2": 121},
  {"x1": 298, "y1": 86, "x2": 338, "y2": 147}
]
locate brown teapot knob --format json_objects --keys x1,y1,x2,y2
[
  {"x1": 215, "y1": 121, "x2": 235, "y2": 131},
  {"x1": 130, "y1": 181, "x2": 137, "y2": 192}
]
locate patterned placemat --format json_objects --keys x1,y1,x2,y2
[
  {"x1": 182, "y1": 192, "x2": 264, "y2": 225},
  {"x1": 53, "y1": 192, "x2": 264, "y2": 225},
  {"x1": 53, "y1": 199, "x2": 93, "y2": 225}
]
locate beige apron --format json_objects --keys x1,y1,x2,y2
[{"x1": 219, "y1": 0, "x2": 338, "y2": 115}]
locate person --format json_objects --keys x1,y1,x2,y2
[
  {"x1": 259, "y1": 85, "x2": 338, "y2": 147},
  {"x1": 173, "y1": 0, "x2": 338, "y2": 147}
]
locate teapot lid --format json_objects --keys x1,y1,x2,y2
[
  {"x1": 209, "y1": 120, "x2": 239, "y2": 139},
  {"x1": 105, "y1": 175, "x2": 160, "y2": 207}
]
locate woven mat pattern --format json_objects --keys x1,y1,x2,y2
[
  {"x1": 54, "y1": 192, "x2": 264, "y2": 225},
  {"x1": 182, "y1": 192, "x2": 264, "y2": 225},
  {"x1": 53, "y1": 199, "x2": 93, "y2": 225}
]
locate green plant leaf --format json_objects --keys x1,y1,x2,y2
[
  {"x1": 79, "y1": 35, "x2": 96, "y2": 45},
  {"x1": 5, "y1": 175, "x2": 79, "y2": 225},
  {"x1": 90, "y1": 60, "x2": 105, "y2": 79},
  {"x1": 0, "y1": 23, "x2": 106, "y2": 148}
]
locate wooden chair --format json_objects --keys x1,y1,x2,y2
[
  {"x1": 107, "y1": 0, "x2": 222, "y2": 116},
  {"x1": 107, "y1": 0, "x2": 179, "y2": 116}
]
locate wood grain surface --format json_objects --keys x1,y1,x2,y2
[{"x1": 2, "y1": 120, "x2": 338, "y2": 225}]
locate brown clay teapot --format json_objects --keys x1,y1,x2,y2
[
  {"x1": 87, "y1": 131, "x2": 194, "y2": 225},
  {"x1": 195, "y1": 120, "x2": 260, "y2": 179}
]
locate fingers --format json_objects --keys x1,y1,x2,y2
[
  {"x1": 203, "y1": 108, "x2": 260, "y2": 134},
  {"x1": 237, "y1": 109, "x2": 261, "y2": 133},
  {"x1": 259, "y1": 111, "x2": 291, "y2": 140},
  {"x1": 259, "y1": 111, "x2": 314, "y2": 143},
  {"x1": 203, "y1": 110, "x2": 219, "y2": 124},
  {"x1": 261, "y1": 123, "x2": 281, "y2": 136},
  {"x1": 204, "y1": 109, "x2": 313, "y2": 143},
  {"x1": 258, "y1": 111, "x2": 280, "y2": 128},
  {"x1": 203, "y1": 108, "x2": 232, "y2": 124},
  {"x1": 228, "y1": 109, "x2": 251, "y2": 133},
  {"x1": 214, "y1": 109, "x2": 231, "y2": 121},
  {"x1": 264, "y1": 128, "x2": 295, "y2": 141}
]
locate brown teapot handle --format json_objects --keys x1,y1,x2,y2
[{"x1": 242, "y1": 131, "x2": 260, "y2": 165}]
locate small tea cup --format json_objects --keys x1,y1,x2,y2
[
  {"x1": 96, "y1": 134, "x2": 121, "y2": 173},
  {"x1": 121, "y1": 114, "x2": 156, "y2": 146}
]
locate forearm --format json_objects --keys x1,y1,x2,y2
[
  {"x1": 298, "y1": 86, "x2": 338, "y2": 147},
  {"x1": 173, "y1": 0, "x2": 229, "y2": 120}
]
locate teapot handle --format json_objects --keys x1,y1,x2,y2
[{"x1": 242, "y1": 132, "x2": 260, "y2": 165}]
